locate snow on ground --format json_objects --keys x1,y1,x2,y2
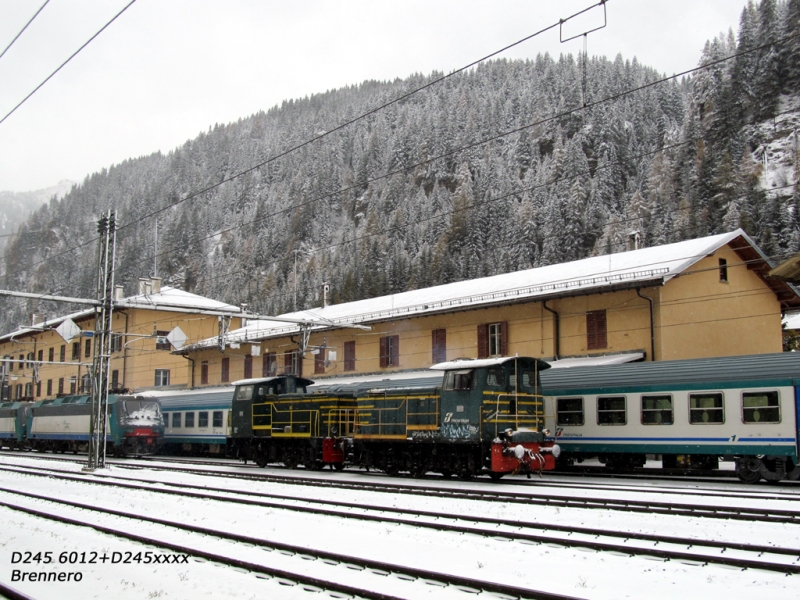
[{"x1": 1, "y1": 454, "x2": 799, "y2": 599}]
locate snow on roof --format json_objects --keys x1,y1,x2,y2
[
  {"x1": 186, "y1": 230, "x2": 765, "y2": 350},
  {"x1": 547, "y1": 352, "x2": 645, "y2": 369},
  {"x1": 0, "y1": 286, "x2": 238, "y2": 342},
  {"x1": 783, "y1": 311, "x2": 800, "y2": 330}
]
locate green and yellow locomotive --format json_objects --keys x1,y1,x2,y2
[{"x1": 230, "y1": 357, "x2": 559, "y2": 480}]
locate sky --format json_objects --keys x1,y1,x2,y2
[{"x1": 0, "y1": 0, "x2": 750, "y2": 194}]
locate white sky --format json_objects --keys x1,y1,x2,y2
[{"x1": 0, "y1": 0, "x2": 749, "y2": 194}]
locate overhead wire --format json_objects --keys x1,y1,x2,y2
[
  {"x1": 0, "y1": 0, "x2": 50, "y2": 62},
  {"x1": 0, "y1": 0, "x2": 137, "y2": 126}
]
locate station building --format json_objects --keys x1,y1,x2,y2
[
  {"x1": 176, "y1": 229, "x2": 800, "y2": 386},
  {"x1": 0, "y1": 277, "x2": 241, "y2": 400}
]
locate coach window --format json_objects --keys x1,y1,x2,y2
[
  {"x1": 185, "y1": 412, "x2": 195, "y2": 428},
  {"x1": 172, "y1": 413, "x2": 181, "y2": 428},
  {"x1": 689, "y1": 392, "x2": 724, "y2": 424},
  {"x1": 556, "y1": 397, "x2": 584, "y2": 426},
  {"x1": 198, "y1": 411, "x2": 209, "y2": 428},
  {"x1": 742, "y1": 391, "x2": 780, "y2": 423},
  {"x1": 641, "y1": 395, "x2": 673, "y2": 425},
  {"x1": 213, "y1": 411, "x2": 223, "y2": 428},
  {"x1": 597, "y1": 396, "x2": 626, "y2": 425}
]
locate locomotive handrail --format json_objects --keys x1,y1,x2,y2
[{"x1": 355, "y1": 393, "x2": 439, "y2": 438}]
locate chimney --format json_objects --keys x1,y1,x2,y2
[
  {"x1": 151, "y1": 277, "x2": 162, "y2": 294},
  {"x1": 322, "y1": 282, "x2": 330, "y2": 308},
  {"x1": 114, "y1": 285, "x2": 125, "y2": 301},
  {"x1": 30, "y1": 313, "x2": 45, "y2": 326},
  {"x1": 627, "y1": 231, "x2": 641, "y2": 251},
  {"x1": 138, "y1": 278, "x2": 152, "y2": 296}
]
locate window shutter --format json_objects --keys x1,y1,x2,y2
[
  {"x1": 391, "y1": 335, "x2": 400, "y2": 367},
  {"x1": 500, "y1": 321, "x2": 508, "y2": 356},
  {"x1": 587, "y1": 310, "x2": 607, "y2": 350},
  {"x1": 244, "y1": 355, "x2": 252, "y2": 379},
  {"x1": 597, "y1": 310, "x2": 607, "y2": 349},
  {"x1": 315, "y1": 348, "x2": 325, "y2": 374},
  {"x1": 380, "y1": 336, "x2": 390, "y2": 368},
  {"x1": 284, "y1": 351, "x2": 292, "y2": 374},
  {"x1": 477, "y1": 324, "x2": 489, "y2": 359},
  {"x1": 432, "y1": 329, "x2": 446, "y2": 364},
  {"x1": 344, "y1": 341, "x2": 356, "y2": 371}
]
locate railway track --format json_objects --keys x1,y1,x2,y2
[
  {"x1": 0, "y1": 486, "x2": 582, "y2": 600},
  {"x1": 1, "y1": 462, "x2": 799, "y2": 575},
  {"x1": 4, "y1": 453, "x2": 800, "y2": 508}
]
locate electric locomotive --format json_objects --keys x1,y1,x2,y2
[
  {"x1": 0, "y1": 402, "x2": 29, "y2": 450},
  {"x1": 25, "y1": 394, "x2": 165, "y2": 456}
]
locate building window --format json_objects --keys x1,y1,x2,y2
[
  {"x1": 262, "y1": 353, "x2": 277, "y2": 377},
  {"x1": 57, "y1": 378, "x2": 64, "y2": 395},
  {"x1": 26, "y1": 352, "x2": 34, "y2": 368},
  {"x1": 598, "y1": 396, "x2": 626, "y2": 425},
  {"x1": 154, "y1": 369, "x2": 170, "y2": 386},
  {"x1": 59, "y1": 345, "x2": 65, "y2": 362},
  {"x1": 689, "y1": 392, "x2": 724, "y2": 424},
  {"x1": 18, "y1": 354, "x2": 24, "y2": 368},
  {"x1": 24, "y1": 382, "x2": 32, "y2": 398},
  {"x1": 587, "y1": 310, "x2": 607, "y2": 350},
  {"x1": 15, "y1": 384, "x2": 22, "y2": 399},
  {"x1": 81, "y1": 375, "x2": 91, "y2": 393},
  {"x1": 111, "y1": 333, "x2": 123, "y2": 353},
  {"x1": 172, "y1": 412, "x2": 181, "y2": 428},
  {"x1": 8, "y1": 356, "x2": 13, "y2": 372},
  {"x1": 478, "y1": 323, "x2": 507, "y2": 358},
  {"x1": 48, "y1": 347, "x2": 54, "y2": 363},
  {"x1": 47, "y1": 380, "x2": 52, "y2": 396},
  {"x1": 344, "y1": 341, "x2": 356, "y2": 372},
  {"x1": 432, "y1": 329, "x2": 446, "y2": 364},
  {"x1": 556, "y1": 397, "x2": 584, "y2": 425},
  {"x1": 742, "y1": 391, "x2": 780, "y2": 423},
  {"x1": 283, "y1": 351, "x2": 300, "y2": 376},
  {"x1": 221, "y1": 358, "x2": 230, "y2": 382},
  {"x1": 156, "y1": 331, "x2": 171, "y2": 350},
  {"x1": 719, "y1": 258, "x2": 728, "y2": 282},
  {"x1": 185, "y1": 412, "x2": 195, "y2": 428},
  {"x1": 84, "y1": 339, "x2": 91, "y2": 358},
  {"x1": 244, "y1": 355, "x2": 253, "y2": 379},
  {"x1": 314, "y1": 347, "x2": 326, "y2": 374},
  {"x1": 200, "y1": 361, "x2": 209, "y2": 385},
  {"x1": 111, "y1": 370, "x2": 119, "y2": 389},
  {"x1": 69, "y1": 377, "x2": 76, "y2": 394},
  {"x1": 213, "y1": 411, "x2": 223, "y2": 428},
  {"x1": 72, "y1": 342, "x2": 80, "y2": 360},
  {"x1": 379, "y1": 335, "x2": 400, "y2": 368},
  {"x1": 37, "y1": 349, "x2": 43, "y2": 364},
  {"x1": 198, "y1": 411, "x2": 209, "y2": 428},
  {"x1": 36, "y1": 381, "x2": 41, "y2": 397},
  {"x1": 641, "y1": 394, "x2": 673, "y2": 425}
]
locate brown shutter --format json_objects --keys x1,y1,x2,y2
[
  {"x1": 391, "y1": 335, "x2": 400, "y2": 367},
  {"x1": 344, "y1": 341, "x2": 356, "y2": 371},
  {"x1": 315, "y1": 348, "x2": 325, "y2": 374},
  {"x1": 432, "y1": 329, "x2": 446, "y2": 364},
  {"x1": 587, "y1": 312, "x2": 597, "y2": 350},
  {"x1": 597, "y1": 310, "x2": 607, "y2": 349},
  {"x1": 244, "y1": 355, "x2": 253, "y2": 379},
  {"x1": 379, "y1": 336, "x2": 388, "y2": 368},
  {"x1": 284, "y1": 351, "x2": 292, "y2": 374},
  {"x1": 500, "y1": 321, "x2": 508, "y2": 356},
  {"x1": 587, "y1": 310, "x2": 607, "y2": 350},
  {"x1": 477, "y1": 324, "x2": 489, "y2": 359}
]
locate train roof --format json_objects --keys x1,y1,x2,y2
[
  {"x1": 140, "y1": 387, "x2": 233, "y2": 409},
  {"x1": 231, "y1": 375, "x2": 315, "y2": 388},
  {"x1": 540, "y1": 352, "x2": 800, "y2": 393},
  {"x1": 310, "y1": 371, "x2": 443, "y2": 394}
]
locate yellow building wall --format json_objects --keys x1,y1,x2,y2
[
  {"x1": 657, "y1": 247, "x2": 782, "y2": 360},
  {"x1": 0, "y1": 310, "x2": 240, "y2": 399}
]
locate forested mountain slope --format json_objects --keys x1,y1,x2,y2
[{"x1": 2, "y1": 0, "x2": 799, "y2": 332}]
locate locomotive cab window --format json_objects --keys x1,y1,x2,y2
[
  {"x1": 641, "y1": 395, "x2": 673, "y2": 425},
  {"x1": 597, "y1": 396, "x2": 626, "y2": 425},
  {"x1": 556, "y1": 397, "x2": 584, "y2": 426},
  {"x1": 521, "y1": 370, "x2": 538, "y2": 391},
  {"x1": 445, "y1": 369, "x2": 474, "y2": 391},
  {"x1": 235, "y1": 385, "x2": 254, "y2": 401},
  {"x1": 689, "y1": 393, "x2": 724, "y2": 424},
  {"x1": 485, "y1": 367, "x2": 504, "y2": 388},
  {"x1": 742, "y1": 391, "x2": 780, "y2": 423}
]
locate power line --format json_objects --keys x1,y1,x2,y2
[
  {"x1": 0, "y1": 0, "x2": 137, "y2": 126},
  {"x1": 0, "y1": 0, "x2": 50, "y2": 62}
]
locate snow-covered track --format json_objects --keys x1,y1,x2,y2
[
  {"x1": 2, "y1": 464, "x2": 800, "y2": 576},
  {"x1": 0, "y1": 489, "x2": 582, "y2": 600}
]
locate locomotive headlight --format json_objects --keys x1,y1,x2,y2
[
  {"x1": 551, "y1": 444, "x2": 561, "y2": 458},
  {"x1": 542, "y1": 428, "x2": 550, "y2": 437}
]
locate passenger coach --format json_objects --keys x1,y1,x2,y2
[{"x1": 540, "y1": 352, "x2": 800, "y2": 482}]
